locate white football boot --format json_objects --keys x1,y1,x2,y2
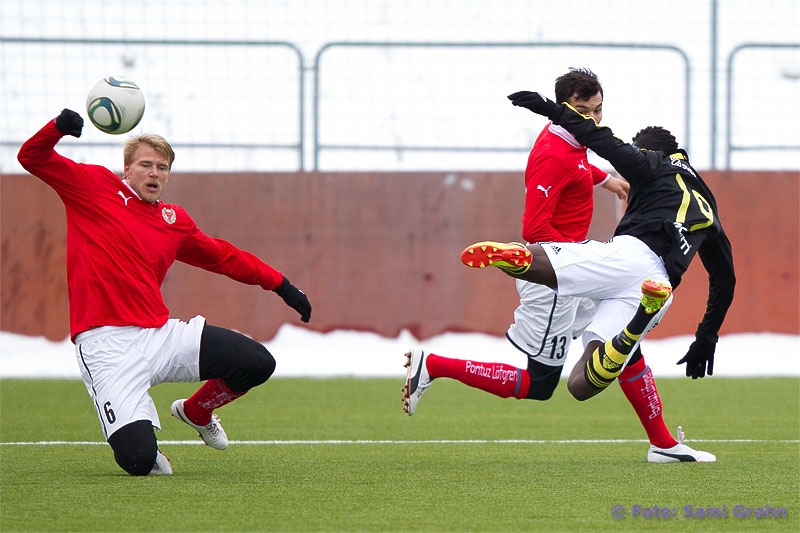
[
  {"x1": 149, "y1": 449, "x2": 173, "y2": 475},
  {"x1": 402, "y1": 349, "x2": 433, "y2": 416},
  {"x1": 171, "y1": 399, "x2": 228, "y2": 450},
  {"x1": 647, "y1": 426, "x2": 716, "y2": 463}
]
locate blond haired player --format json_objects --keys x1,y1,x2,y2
[{"x1": 18, "y1": 109, "x2": 311, "y2": 475}]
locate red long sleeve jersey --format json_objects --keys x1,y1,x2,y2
[
  {"x1": 521, "y1": 123, "x2": 608, "y2": 243},
  {"x1": 18, "y1": 120, "x2": 284, "y2": 341}
]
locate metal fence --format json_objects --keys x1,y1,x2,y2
[
  {"x1": 725, "y1": 43, "x2": 800, "y2": 169},
  {"x1": 1, "y1": 37, "x2": 697, "y2": 172},
  {"x1": 313, "y1": 42, "x2": 690, "y2": 171},
  {"x1": 1, "y1": 0, "x2": 798, "y2": 173},
  {"x1": 1, "y1": 38, "x2": 304, "y2": 171}
]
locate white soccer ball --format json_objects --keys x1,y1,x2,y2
[{"x1": 85, "y1": 76, "x2": 145, "y2": 134}]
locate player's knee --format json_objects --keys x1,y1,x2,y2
[
  {"x1": 247, "y1": 345, "x2": 276, "y2": 388},
  {"x1": 113, "y1": 444, "x2": 157, "y2": 476},
  {"x1": 200, "y1": 325, "x2": 276, "y2": 390},
  {"x1": 567, "y1": 374, "x2": 591, "y2": 401},
  {"x1": 108, "y1": 420, "x2": 157, "y2": 476},
  {"x1": 226, "y1": 343, "x2": 276, "y2": 391}
]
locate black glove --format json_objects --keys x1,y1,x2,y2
[
  {"x1": 274, "y1": 277, "x2": 311, "y2": 323},
  {"x1": 507, "y1": 91, "x2": 559, "y2": 119},
  {"x1": 55, "y1": 109, "x2": 83, "y2": 137},
  {"x1": 676, "y1": 339, "x2": 716, "y2": 379}
]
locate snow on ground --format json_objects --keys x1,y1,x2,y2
[{"x1": 1, "y1": 326, "x2": 797, "y2": 379}]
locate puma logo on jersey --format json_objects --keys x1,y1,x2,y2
[
  {"x1": 578, "y1": 160, "x2": 588, "y2": 171},
  {"x1": 537, "y1": 184, "x2": 553, "y2": 197},
  {"x1": 117, "y1": 191, "x2": 133, "y2": 205}
]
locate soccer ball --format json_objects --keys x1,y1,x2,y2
[{"x1": 85, "y1": 76, "x2": 145, "y2": 134}]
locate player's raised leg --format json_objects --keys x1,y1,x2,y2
[
  {"x1": 402, "y1": 349, "x2": 433, "y2": 415},
  {"x1": 460, "y1": 241, "x2": 557, "y2": 289},
  {"x1": 402, "y1": 348, "x2": 538, "y2": 415},
  {"x1": 569, "y1": 279, "x2": 672, "y2": 400},
  {"x1": 460, "y1": 242, "x2": 532, "y2": 273}
]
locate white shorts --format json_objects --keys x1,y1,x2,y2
[
  {"x1": 506, "y1": 281, "x2": 597, "y2": 367},
  {"x1": 74, "y1": 315, "x2": 206, "y2": 440},
  {"x1": 540, "y1": 235, "x2": 670, "y2": 344}
]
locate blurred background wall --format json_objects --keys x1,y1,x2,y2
[{"x1": 2, "y1": 170, "x2": 797, "y2": 341}]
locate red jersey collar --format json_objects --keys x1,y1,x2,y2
[{"x1": 121, "y1": 178, "x2": 161, "y2": 207}]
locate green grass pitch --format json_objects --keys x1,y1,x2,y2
[{"x1": 1, "y1": 377, "x2": 798, "y2": 532}]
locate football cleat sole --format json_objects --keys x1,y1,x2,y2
[{"x1": 460, "y1": 241, "x2": 532, "y2": 273}]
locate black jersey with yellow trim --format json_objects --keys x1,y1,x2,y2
[{"x1": 544, "y1": 102, "x2": 735, "y2": 345}]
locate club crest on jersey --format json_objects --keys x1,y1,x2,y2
[{"x1": 162, "y1": 207, "x2": 176, "y2": 224}]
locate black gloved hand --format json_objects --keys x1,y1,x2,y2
[
  {"x1": 676, "y1": 339, "x2": 716, "y2": 379},
  {"x1": 507, "y1": 91, "x2": 559, "y2": 119},
  {"x1": 55, "y1": 109, "x2": 84, "y2": 137},
  {"x1": 274, "y1": 276, "x2": 311, "y2": 323}
]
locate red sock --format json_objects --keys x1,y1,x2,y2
[
  {"x1": 426, "y1": 353, "x2": 530, "y2": 399},
  {"x1": 183, "y1": 379, "x2": 246, "y2": 426},
  {"x1": 618, "y1": 356, "x2": 677, "y2": 448}
]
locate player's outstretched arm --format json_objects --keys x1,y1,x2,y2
[
  {"x1": 508, "y1": 91, "x2": 560, "y2": 118},
  {"x1": 274, "y1": 276, "x2": 312, "y2": 323},
  {"x1": 18, "y1": 110, "x2": 87, "y2": 187},
  {"x1": 54, "y1": 109, "x2": 84, "y2": 137},
  {"x1": 508, "y1": 91, "x2": 648, "y2": 180},
  {"x1": 676, "y1": 341, "x2": 715, "y2": 379},
  {"x1": 678, "y1": 233, "x2": 735, "y2": 379}
]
